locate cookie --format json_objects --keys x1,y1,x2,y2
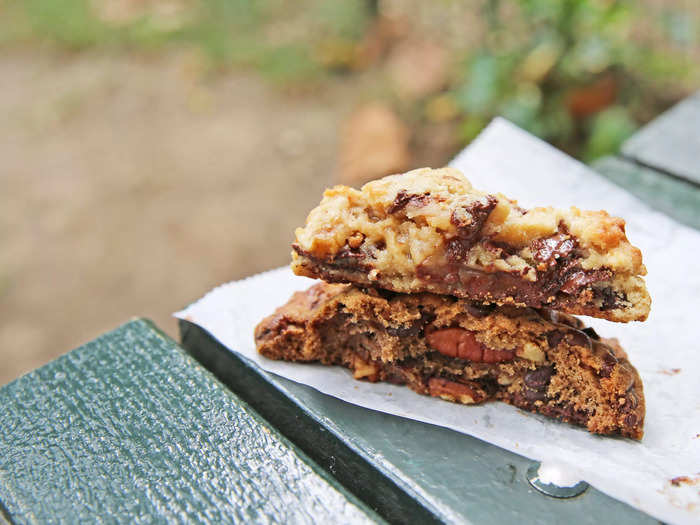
[
  {"x1": 255, "y1": 282, "x2": 645, "y2": 439},
  {"x1": 292, "y1": 167, "x2": 650, "y2": 322}
]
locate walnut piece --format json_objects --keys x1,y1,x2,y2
[
  {"x1": 516, "y1": 342, "x2": 546, "y2": 363},
  {"x1": 352, "y1": 355, "x2": 379, "y2": 382},
  {"x1": 428, "y1": 378, "x2": 478, "y2": 404}
]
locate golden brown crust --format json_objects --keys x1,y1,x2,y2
[
  {"x1": 255, "y1": 283, "x2": 645, "y2": 439},
  {"x1": 291, "y1": 167, "x2": 650, "y2": 322}
]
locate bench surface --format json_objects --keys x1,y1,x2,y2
[{"x1": 0, "y1": 320, "x2": 377, "y2": 524}]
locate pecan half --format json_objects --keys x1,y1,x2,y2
[{"x1": 426, "y1": 328, "x2": 514, "y2": 363}]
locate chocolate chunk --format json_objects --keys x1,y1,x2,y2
[
  {"x1": 420, "y1": 311, "x2": 437, "y2": 325},
  {"x1": 624, "y1": 413, "x2": 638, "y2": 428},
  {"x1": 450, "y1": 196, "x2": 497, "y2": 232},
  {"x1": 538, "y1": 309, "x2": 559, "y2": 324},
  {"x1": 333, "y1": 246, "x2": 369, "y2": 270},
  {"x1": 559, "y1": 271, "x2": 589, "y2": 295},
  {"x1": 481, "y1": 240, "x2": 517, "y2": 256},
  {"x1": 464, "y1": 303, "x2": 497, "y2": 318},
  {"x1": 531, "y1": 233, "x2": 576, "y2": 266},
  {"x1": 565, "y1": 329, "x2": 592, "y2": 350},
  {"x1": 582, "y1": 327, "x2": 600, "y2": 340},
  {"x1": 547, "y1": 331, "x2": 565, "y2": 349},
  {"x1": 387, "y1": 190, "x2": 430, "y2": 214},
  {"x1": 446, "y1": 197, "x2": 497, "y2": 262},
  {"x1": 560, "y1": 269, "x2": 612, "y2": 295},
  {"x1": 600, "y1": 351, "x2": 618, "y2": 378},
  {"x1": 478, "y1": 377, "x2": 499, "y2": 397},
  {"x1": 538, "y1": 403, "x2": 590, "y2": 426},
  {"x1": 595, "y1": 286, "x2": 622, "y2": 311},
  {"x1": 542, "y1": 311, "x2": 585, "y2": 330},
  {"x1": 523, "y1": 388, "x2": 547, "y2": 402},
  {"x1": 387, "y1": 190, "x2": 411, "y2": 214},
  {"x1": 365, "y1": 206, "x2": 382, "y2": 222},
  {"x1": 456, "y1": 268, "x2": 532, "y2": 298},
  {"x1": 383, "y1": 310, "x2": 435, "y2": 337},
  {"x1": 445, "y1": 238, "x2": 469, "y2": 263},
  {"x1": 621, "y1": 392, "x2": 638, "y2": 413},
  {"x1": 524, "y1": 366, "x2": 554, "y2": 389}
]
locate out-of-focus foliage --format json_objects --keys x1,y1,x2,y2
[
  {"x1": 442, "y1": 0, "x2": 698, "y2": 159},
  {"x1": 1, "y1": 0, "x2": 697, "y2": 160},
  {"x1": 0, "y1": 0, "x2": 374, "y2": 81}
]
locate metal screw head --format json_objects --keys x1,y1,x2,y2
[{"x1": 527, "y1": 462, "x2": 589, "y2": 498}]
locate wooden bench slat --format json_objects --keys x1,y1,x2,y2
[
  {"x1": 622, "y1": 92, "x2": 700, "y2": 185},
  {"x1": 0, "y1": 319, "x2": 378, "y2": 524},
  {"x1": 593, "y1": 155, "x2": 700, "y2": 230}
]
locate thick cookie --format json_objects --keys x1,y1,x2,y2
[
  {"x1": 255, "y1": 282, "x2": 645, "y2": 439},
  {"x1": 292, "y1": 167, "x2": 650, "y2": 322}
]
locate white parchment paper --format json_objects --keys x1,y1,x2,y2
[{"x1": 176, "y1": 119, "x2": 700, "y2": 524}]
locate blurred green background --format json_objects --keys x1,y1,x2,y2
[{"x1": 1, "y1": 0, "x2": 698, "y2": 384}]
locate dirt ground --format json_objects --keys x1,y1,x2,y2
[{"x1": 1, "y1": 49, "x2": 434, "y2": 385}]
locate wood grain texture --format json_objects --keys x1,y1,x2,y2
[
  {"x1": 622, "y1": 92, "x2": 700, "y2": 185},
  {"x1": 0, "y1": 319, "x2": 378, "y2": 525}
]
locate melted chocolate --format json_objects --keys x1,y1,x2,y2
[
  {"x1": 446, "y1": 197, "x2": 498, "y2": 263},
  {"x1": 387, "y1": 191, "x2": 431, "y2": 214},
  {"x1": 294, "y1": 212, "x2": 624, "y2": 313},
  {"x1": 416, "y1": 225, "x2": 619, "y2": 310},
  {"x1": 524, "y1": 366, "x2": 554, "y2": 389},
  {"x1": 531, "y1": 232, "x2": 576, "y2": 267},
  {"x1": 582, "y1": 327, "x2": 600, "y2": 340},
  {"x1": 384, "y1": 312, "x2": 436, "y2": 337},
  {"x1": 560, "y1": 269, "x2": 612, "y2": 295}
]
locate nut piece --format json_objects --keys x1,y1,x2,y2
[
  {"x1": 516, "y1": 342, "x2": 546, "y2": 363},
  {"x1": 352, "y1": 355, "x2": 379, "y2": 382},
  {"x1": 347, "y1": 232, "x2": 365, "y2": 249},
  {"x1": 497, "y1": 374, "x2": 514, "y2": 386},
  {"x1": 426, "y1": 327, "x2": 514, "y2": 363},
  {"x1": 428, "y1": 378, "x2": 480, "y2": 404}
]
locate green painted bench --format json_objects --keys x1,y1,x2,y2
[
  {"x1": 3, "y1": 93, "x2": 698, "y2": 524},
  {"x1": 0, "y1": 320, "x2": 380, "y2": 524}
]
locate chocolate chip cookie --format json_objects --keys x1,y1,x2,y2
[
  {"x1": 292, "y1": 167, "x2": 650, "y2": 322},
  {"x1": 255, "y1": 282, "x2": 645, "y2": 439}
]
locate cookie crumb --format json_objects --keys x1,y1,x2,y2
[{"x1": 670, "y1": 475, "x2": 699, "y2": 487}]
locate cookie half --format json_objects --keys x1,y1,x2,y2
[
  {"x1": 292, "y1": 167, "x2": 650, "y2": 322},
  {"x1": 255, "y1": 282, "x2": 645, "y2": 439}
]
